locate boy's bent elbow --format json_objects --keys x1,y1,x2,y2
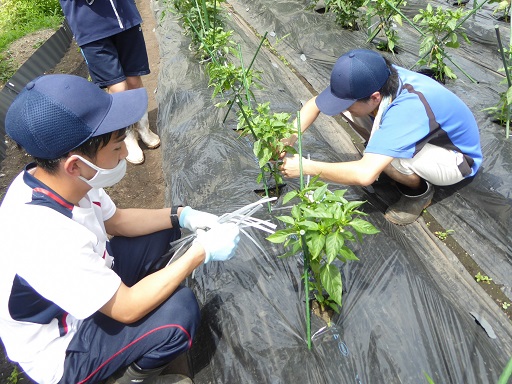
[
  {"x1": 356, "y1": 170, "x2": 380, "y2": 186},
  {"x1": 101, "y1": 307, "x2": 147, "y2": 324}
]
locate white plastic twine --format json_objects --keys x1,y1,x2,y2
[{"x1": 165, "y1": 197, "x2": 277, "y2": 266}]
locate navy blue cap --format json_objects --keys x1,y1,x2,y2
[
  {"x1": 5, "y1": 74, "x2": 148, "y2": 159},
  {"x1": 316, "y1": 49, "x2": 391, "y2": 116}
]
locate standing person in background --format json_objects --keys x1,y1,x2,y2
[
  {"x1": 280, "y1": 49, "x2": 482, "y2": 225},
  {"x1": 59, "y1": 0, "x2": 160, "y2": 164}
]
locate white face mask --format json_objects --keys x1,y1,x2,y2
[{"x1": 72, "y1": 155, "x2": 127, "y2": 189}]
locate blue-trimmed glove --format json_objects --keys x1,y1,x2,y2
[
  {"x1": 194, "y1": 223, "x2": 240, "y2": 263},
  {"x1": 179, "y1": 206, "x2": 219, "y2": 232}
]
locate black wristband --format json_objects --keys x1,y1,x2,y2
[{"x1": 170, "y1": 205, "x2": 183, "y2": 228}]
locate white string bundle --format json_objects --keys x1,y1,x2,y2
[{"x1": 165, "y1": 197, "x2": 277, "y2": 266}]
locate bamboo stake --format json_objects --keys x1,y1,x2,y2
[
  {"x1": 495, "y1": 26, "x2": 512, "y2": 138},
  {"x1": 296, "y1": 109, "x2": 312, "y2": 350}
]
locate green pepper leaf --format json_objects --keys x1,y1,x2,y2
[
  {"x1": 320, "y1": 264, "x2": 343, "y2": 307},
  {"x1": 349, "y1": 218, "x2": 380, "y2": 234}
]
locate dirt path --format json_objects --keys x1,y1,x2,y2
[
  {"x1": 0, "y1": 0, "x2": 164, "y2": 380},
  {"x1": 105, "y1": 0, "x2": 165, "y2": 210}
]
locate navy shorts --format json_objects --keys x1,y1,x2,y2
[
  {"x1": 58, "y1": 228, "x2": 201, "y2": 384},
  {"x1": 80, "y1": 25, "x2": 150, "y2": 88}
]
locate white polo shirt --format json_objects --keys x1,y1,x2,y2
[{"x1": 0, "y1": 164, "x2": 122, "y2": 384}]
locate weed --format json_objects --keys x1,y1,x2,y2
[
  {"x1": 0, "y1": 52, "x2": 17, "y2": 84},
  {"x1": 424, "y1": 371, "x2": 435, "y2": 384},
  {"x1": 7, "y1": 366, "x2": 21, "y2": 384},
  {"x1": 475, "y1": 272, "x2": 493, "y2": 284},
  {"x1": 434, "y1": 229, "x2": 454, "y2": 240}
]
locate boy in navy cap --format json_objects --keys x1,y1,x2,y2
[
  {"x1": 280, "y1": 49, "x2": 482, "y2": 225},
  {"x1": 0, "y1": 74, "x2": 240, "y2": 384}
]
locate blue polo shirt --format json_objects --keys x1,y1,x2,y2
[
  {"x1": 59, "y1": 0, "x2": 142, "y2": 46},
  {"x1": 365, "y1": 66, "x2": 482, "y2": 177}
]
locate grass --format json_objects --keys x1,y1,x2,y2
[
  {"x1": 0, "y1": 0, "x2": 63, "y2": 83},
  {"x1": 0, "y1": 15, "x2": 63, "y2": 53}
]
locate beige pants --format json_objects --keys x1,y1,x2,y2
[{"x1": 341, "y1": 112, "x2": 465, "y2": 186}]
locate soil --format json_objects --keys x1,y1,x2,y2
[
  {"x1": 311, "y1": 300, "x2": 335, "y2": 325},
  {"x1": 0, "y1": 29, "x2": 55, "y2": 88},
  {"x1": 0, "y1": 0, "x2": 164, "y2": 381}
]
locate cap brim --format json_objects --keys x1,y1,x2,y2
[
  {"x1": 94, "y1": 88, "x2": 149, "y2": 136},
  {"x1": 316, "y1": 86, "x2": 356, "y2": 116}
]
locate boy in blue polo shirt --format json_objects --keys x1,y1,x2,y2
[
  {"x1": 280, "y1": 49, "x2": 482, "y2": 225},
  {"x1": 59, "y1": 0, "x2": 159, "y2": 164}
]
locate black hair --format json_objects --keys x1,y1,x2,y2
[
  {"x1": 358, "y1": 57, "x2": 399, "y2": 102},
  {"x1": 33, "y1": 128, "x2": 126, "y2": 174}
]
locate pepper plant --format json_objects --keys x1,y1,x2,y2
[
  {"x1": 236, "y1": 102, "x2": 297, "y2": 195},
  {"x1": 364, "y1": 0, "x2": 405, "y2": 52},
  {"x1": 199, "y1": 27, "x2": 234, "y2": 62},
  {"x1": 170, "y1": 0, "x2": 226, "y2": 48},
  {"x1": 211, "y1": 43, "x2": 263, "y2": 107},
  {"x1": 485, "y1": 89, "x2": 512, "y2": 133},
  {"x1": 483, "y1": 28, "x2": 512, "y2": 138},
  {"x1": 208, "y1": 60, "x2": 261, "y2": 99},
  {"x1": 164, "y1": 0, "x2": 245, "y2": 78},
  {"x1": 267, "y1": 177, "x2": 380, "y2": 313},
  {"x1": 317, "y1": 0, "x2": 365, "y2": 30},
  {"x1": 413, "y1": 4, "x2": 471, "y2": 82},
  {"x1": 489, "y1": 0, "x2": 510, "y2": 22}
]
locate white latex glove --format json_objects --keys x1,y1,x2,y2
[
  {"x1": 194, "y1": 223, "x2": 240, "y2": 263},
  {"x1": 179, "y1": 206, "x2": 219, "y2": 232}
]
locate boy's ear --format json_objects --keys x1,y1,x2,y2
[
  {"x1": 370, "y1": 91, "x2": 382, "y2": 103},
  {"x1": 63, "y1": 155, "x2": 81, "y2": 176}
]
